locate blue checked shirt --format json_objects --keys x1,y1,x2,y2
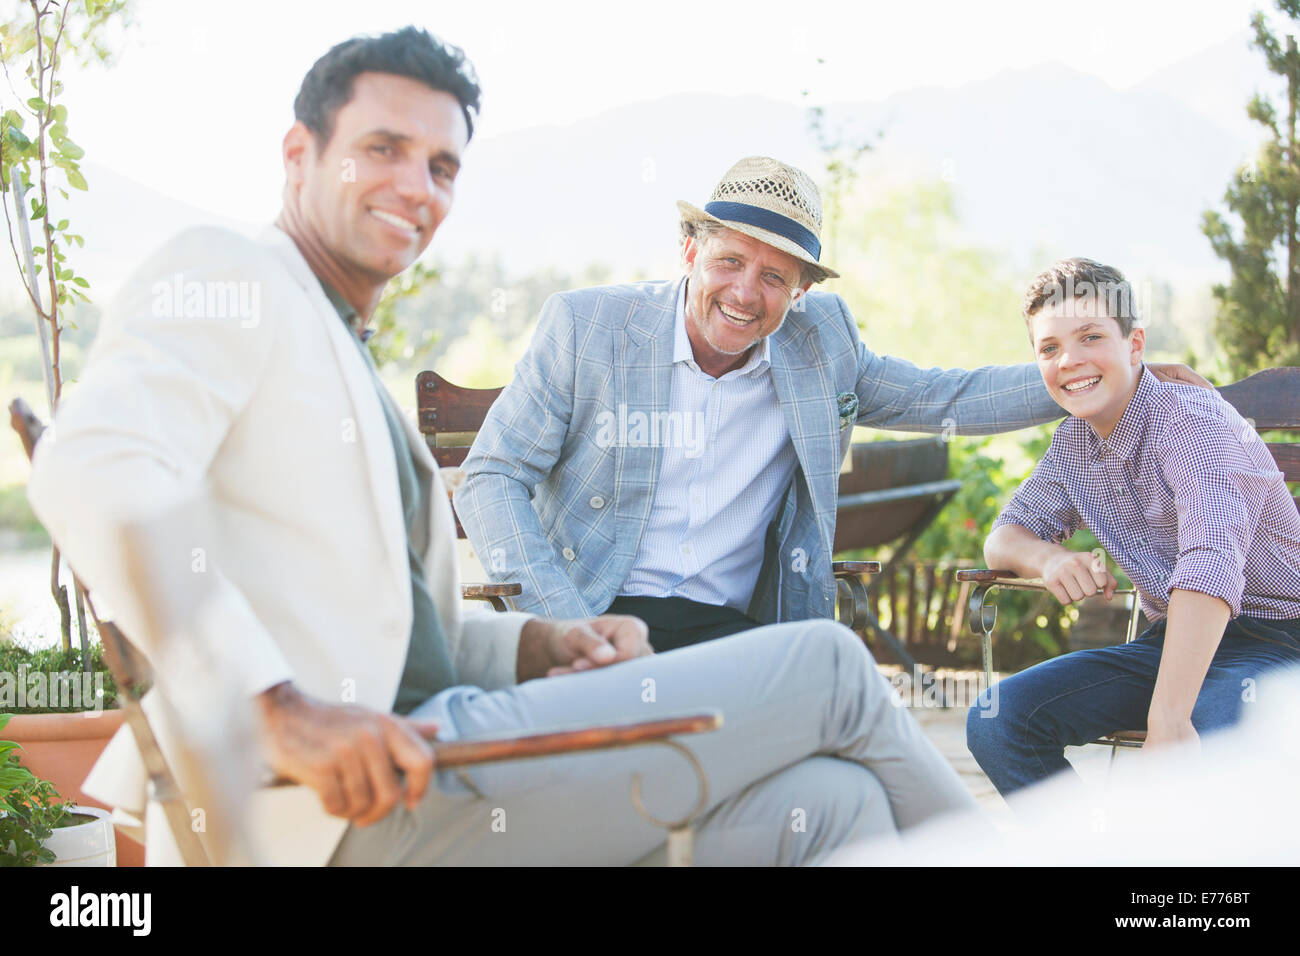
[
  {"x1": 993, "y1": 365, "x2": 1300, "y2": 621},
  {"x1": 620, "y1": 281, "x2": 798, "y2": 609}
]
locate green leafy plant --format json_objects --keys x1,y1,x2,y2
[
  {"x1": 0, "y1": 711, "x2": 69, "y2": 865},
  {"x1": 1, "y1": 0, "x2": 134, "y2": 655},
  {"x1": 368, "y1": 258, "x2": 441, "y2": 370},
  {"x1": 0, "y1": 637, "x2": 118, "y2": 713}
]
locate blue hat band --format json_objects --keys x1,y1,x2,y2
[{"x1": 704, "y1": 201, "x2": 821, "y2": 261}]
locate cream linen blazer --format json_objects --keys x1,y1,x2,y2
[{"x1": 27, "y1": 225, "x2": 530, "y2": 866}]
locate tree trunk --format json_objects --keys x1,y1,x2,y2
[{"x1": 1288, "y1": 36, "x2": 1300, "y2": 345}]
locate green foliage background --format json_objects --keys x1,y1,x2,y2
[{"x1": 1202, "y1": 0, "x2": 1300, "y2": 376}]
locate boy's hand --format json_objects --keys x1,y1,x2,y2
[
  {"x1": 1041, "y1": 549, "x2": 1118, "y2": 605},
  {"x1": 1144, "y1": 715, "x2": 1200, "y2": 754}
]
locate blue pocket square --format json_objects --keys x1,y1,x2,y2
[{"x1": 837, "y1": 392, "x2": 859, "y2": 430}]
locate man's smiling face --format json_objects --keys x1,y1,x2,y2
[
  {"x1": 289, "y1": 71, "x2": 468, "y2": 285},
  {"x1": 682, "y1": 228, "x2": 809, "y2": 377},
  {"x1": 1030, "y1": 295, "x2": 1145, "y2": 438}
]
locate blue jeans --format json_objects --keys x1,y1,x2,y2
[{"x1": 966, "y1": 615, "x2": 1300, "y2": 797}]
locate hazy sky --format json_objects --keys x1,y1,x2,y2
[{"x1": 20, "y1": 0, "x2": 1278, "y2": 223}]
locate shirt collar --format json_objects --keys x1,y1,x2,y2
[
  {"x1": 1088, "y1": 363, "x2": 1154, "y2": 462},
  {"x1": 318, "y1": 279, "x2": 375, "y2": 343},
  {"x1": 673, "y1": 278, "x2": 771, "y2": 375}
]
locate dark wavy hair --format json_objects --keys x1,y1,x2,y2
[
  {"x1": 1023, "y1": 257, "x2": 1140, "y2": 339},
  {"x1": 293, "y1": 26, "x2": 481, "y2": 148}
]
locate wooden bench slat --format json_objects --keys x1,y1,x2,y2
[
  {"x1": 1218, "y1": 367, "x2": 1300, "y2": 429},
  {"x1": 416, "y1": 372, "x2": 503, "y2": 434}
]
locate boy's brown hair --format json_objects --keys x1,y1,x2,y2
[{"x1": 1022, "y1": 258, "x2": 1140, "y2": 341}]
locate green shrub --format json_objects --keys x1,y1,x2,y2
[{"x1": 0, "y1": 640, "x2": 118, "y2": 714}]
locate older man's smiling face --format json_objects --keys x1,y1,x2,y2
[{"x1": 682, "y1": 228, "x2": 809, "y2": 378}]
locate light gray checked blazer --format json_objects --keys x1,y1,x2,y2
[{"x1": 455, "y1": 278, "x2": 1062, "y2": 624}]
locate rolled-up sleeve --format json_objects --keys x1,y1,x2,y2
[
  {"x1": 1160, "y1": 415, "x2": 1271, "y2": 618},
  {"x1": 991, "y1": 450, "x2": 1081, "y2": 545}
]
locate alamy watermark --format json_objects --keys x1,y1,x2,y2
[
  {"x1": 594, "y1": 404, "x2": 706, "y2": 458},
  {"x1": 151, "y1": 272, "x2": 261, "y2": 328},
  {"x1": 887, "y1": 666, "x2": 999, "y2": 716},
  {"x1": 1038, "y1": 274, "x2": 1148, "y2": 325},
  {"x1": 0, "y1": 665, "x2": 105, "y2": 713}
]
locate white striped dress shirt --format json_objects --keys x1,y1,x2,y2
[{"x1": 620, "y1": 281, "x2": 798, "y2": 610}]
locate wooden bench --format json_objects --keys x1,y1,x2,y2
[
  {"x1": 832, "y1": 437, "x2": 963, "y2": 672},
  {"x1": 417, "y1": 371, "x2": 880, "y2": 615},
  {"x1": 958, "y1": 366, "x2": 1300, "y2": 751},
  {"x1": 415, "y1": 371, "x2": 520, "y2": 610}
]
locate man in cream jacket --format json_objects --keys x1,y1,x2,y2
[{"x1": 28, "y1": 27, "x2": 979, "y2": 866}]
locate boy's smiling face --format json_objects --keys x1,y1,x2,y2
[{"x1": 1030, "y1": 296, "x2": 1146, "y2": 438}]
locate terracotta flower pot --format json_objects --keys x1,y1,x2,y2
[{"x1": 5, "y1": 709, "x2": 144, "y2": 866}]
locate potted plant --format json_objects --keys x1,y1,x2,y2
[
  {"x1": 0, "y1": 636, "x2": 142, "y2": 865},
  {"x1": 1, "y1": 713, "x2": 115, "y2": 866}
]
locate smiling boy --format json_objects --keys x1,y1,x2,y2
[{"x1": 966, "y1": 258, "x2": 1300, "y2": 797}]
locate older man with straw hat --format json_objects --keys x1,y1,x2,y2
[{"x1": 457, "y1": 156, "x2": 1204, "y2": 652}]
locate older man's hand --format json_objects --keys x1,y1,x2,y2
[
  {"x1": 256, "y1": 682, "x2": 438, "y2": 826},
  {"x1": 517, "y1": 614, "x2": 653, "y2": 681},
  {"x1": 1147, "y1": 362, "x2": 1213, "y2": 389}
]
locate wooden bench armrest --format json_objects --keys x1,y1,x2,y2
[
  {"x1": 461, "y1": 582, "x2": 522, "y2": 612},
  {"x1": 955, "y1": 569, "x2": 1140, "y2": 596},
  {"x1": 954, "y1": 569, "x2": 1046, "y2": 589},
  {"x1": 958, "y1": 569, "x2": 1144, "y2": 698},
  {"x1": 9, "y1": 396, "x2": 43, "y2": 459},
  {"x1": 432, "y1": 711, "x2": 722, "y2": 767},
  {"x1": 461, "y1": 583, "x2": 523, "y2": 599},
  {"x1": 832, "y1": 561, "x2": 881, "y2": 577},
  {"x1": 270, "y1": 711, "x2": 723, "y2": 785},
  {"x1": 1106, "y1": 729, "x2": 1147, "y2": 743}
]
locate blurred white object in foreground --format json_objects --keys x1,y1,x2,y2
[{"x1": 827, "y1": 664, "x2": 1300, "y2": 866}]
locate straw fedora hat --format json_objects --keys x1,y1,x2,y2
[{"x1": 677, "y1": 156, "x2": 839, "y2": 281}]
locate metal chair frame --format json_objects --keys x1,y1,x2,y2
[{"x1": 961, "y1": 571, "x2": 1146, "y2": 757}]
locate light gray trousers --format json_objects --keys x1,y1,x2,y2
[{"x1": 330, "y1": 620, "x2": 976, "y2": 866}]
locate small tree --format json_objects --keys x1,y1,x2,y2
[
  {"x1": 1202, "y1": 0, "x2": 1300, "y2": 376},
  {"x1": 1, "y1": 0, "x2": 132, "y2": 653},
  {"x1": 802, "y1": 57, "x2": 877, "y2": 274}
]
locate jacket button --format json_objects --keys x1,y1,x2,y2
[
  {"x1": 589, "y1": 496, "x2": 605, "y2": 509},
  {"x1": 562, "y1": 547, "x2": 576, "y2": 561}
]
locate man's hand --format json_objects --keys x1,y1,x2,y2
[
  {"x1": 517, "y1": 614, "x2": 653, "y2": 682},
  {"x1": 256, "y1": 682, "x2": 438, "y2": 826},
  {"x1": 1041, "y1": 549, "x2": 1117, "y2": 605},
  {"x1": 1148, "y1": 363, "x2": 1213, "y2": 389}
]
